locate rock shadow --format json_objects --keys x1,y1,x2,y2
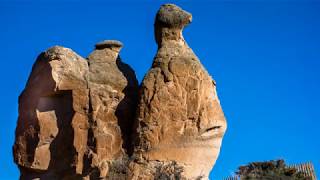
[{"x1": 115, "y1": 55, "x2": 139, "y2": 156}]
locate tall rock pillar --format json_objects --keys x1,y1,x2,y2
[
  {"x1": 130, "y1": 4, "x2": 227, "y2": 179},
  {"x1": 85, "y1": 40, "x2": 138, "y2": 178}
]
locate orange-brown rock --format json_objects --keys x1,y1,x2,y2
[
  {"x1": 13, "y1": 4, "x2": 227, "y2": 180},
  {"x1": 86, "y1": 40, "x2": 138, "y2": 178},
  {"x1": 13, "y1": 41, "x2": 138, "y2": 179},
  {"x1": 130, "y1": 4, "x2": 227, "y2": 179},
  {"x1": 13, "y1": 46, "x2": 89, "y2": 179}
]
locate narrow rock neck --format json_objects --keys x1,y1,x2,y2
[
  {"x1": 88, "y1": 48, "x2": 121, "y2": 63},
  {"x1": 155, "y1": 26, "x2": 185, "y2": 48},
  {"x1": 103, "y1": 48, "x2": 121, "y2": 61}
]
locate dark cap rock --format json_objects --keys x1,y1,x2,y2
[{"x1": 95, "y1": 40, "x2": 123, "y2": 50}]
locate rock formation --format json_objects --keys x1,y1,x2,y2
[
  {"x1": 13, "y1": 46, "x2": 89, "y2": 179},
  {"x1": 86, "y1": 40, "x2": 138, "y2": 178},
  {"x1": 13, "y1": 4, "x2": 226, "y2": 180},
  {"x1": 13, "y1": 41, "x2": 138, "y2": 179},
  {"x1": 129, "y1": 4, "x2": 227, "y2": 179}
]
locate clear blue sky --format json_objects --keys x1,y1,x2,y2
[{"x1": 1, "y1": 0, "x2": 319, "y2": 179}]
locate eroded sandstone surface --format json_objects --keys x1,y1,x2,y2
[
  {"x1": 13, "y1": 4, "x2": 226, "y2": 180},
  {"x1": 129, "y1": 4, "x2": 227, "y2": 180},
  {"x1": 14, "y1": 41, "x2": 138, "y2": 179}
]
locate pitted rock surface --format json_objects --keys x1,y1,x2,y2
[
  {"x1": 86, "y1": 41, "x2": 138, "y2": 178},
  {"x1": 130, "y1": 4, "x2": 227, "y2": 179},
  {"x1": 13, "y1": 42, "x2": 138, "y2": 179},
  {"x1": 13, "y1": 3, "x2": 227, "y2": 180}
]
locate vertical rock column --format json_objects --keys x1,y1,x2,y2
[
  {"x1": 84, "y1": 40, "x2": 139, "y2": 178},
  {"x1": 130, "y1": 4, "x2": 227, "y2": 179}
]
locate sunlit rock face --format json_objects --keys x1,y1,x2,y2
[
  {"x1": 13, "y1": 46, "x2": 89, "y2": 179},
  {"x1": 13, "y1": 4, "x2": 227, "y2": 180},
  {"x1": 13, "y1": 42, "x2": 138, "y2": 179},
  {"x1": 130, "y1": 4, "x2": 227, "y2": 179},
  {"x1": 86, "y1": 40, "x2": 138, "y2": 178}
]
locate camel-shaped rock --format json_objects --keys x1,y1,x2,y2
[
  {"x1": 13, "y1": 4, "x2": 226, "y2": 180},
  {"x1": 129, "y1": 4, "x2": 227, "y2": 179}
]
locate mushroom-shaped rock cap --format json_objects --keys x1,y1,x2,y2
[
  {"x1": 155, "y1": 4, "x2": 192, "y2": 28},
  {"x1": 95, "y1": 40, "x2": 123, "y2": 50}
]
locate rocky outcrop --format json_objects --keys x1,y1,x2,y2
[
  {"x1": 13, "y1": 4, "x2": 226, "y2": 180},
  {"x1": 13, "y1": 41, "x2": 138, "y2": 179},
  {"x1": 85, "y1": 40, "x2": 138, "y2": 179},
  {"x1": 129, "y1": 4, "x2": 227, "y2": 179},
  {"x1": 13, "y1": 46, "x2": 89, "y2": 179}
]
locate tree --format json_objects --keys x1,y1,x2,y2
[{"x1": 236, "y1": 160, "x2": 312, "y2": 180}]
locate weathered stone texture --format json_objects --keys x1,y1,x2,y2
[
  {"x1": 130, "y1": 4, "x2": 227, "y2": 179},
  {"x1": 13, "y1": 4, "x2": 226, "y2": 180},
  {"x1": 14, "y1": 46, "x2": 89, "y2": 179},
  {"x1": 85, "y1": 40, "x2": 138, "y2": 178},
  {"x1": 14, "y1": 42, "x2": 138, "y2": 179}
]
